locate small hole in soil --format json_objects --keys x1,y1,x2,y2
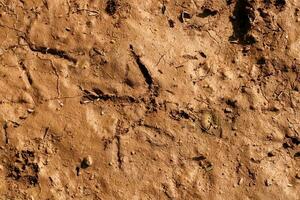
[
  {"x1": 267, "y1": 152, "x2": 275, "y2": 157},
  {"x1": 168, "y1": 19, "x2": 175, "y2": 28},
  {"x1": 257, "y1": 57, "x2": 266, "y2": 65},
  {"x1": 199, "y1": 52, "x2": 207, "y2": 58},
  {"x1": 275, "y1": 0, "x2": 286, "y2": 8},
  {"x1": 230, "y1": 0, "x2": 255, "y2": 44},
  {"x1": 198, "y1": 8, "x2": 218, "y2": 18},
  {"x1": 106, "y1": 0, "x2": 118, "y2": 16}
]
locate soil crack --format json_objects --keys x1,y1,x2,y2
[
  {"x1": 129, "y1": 45, "x2": 154, "y2": 89},
  {"x1": 80, "y1": 87, "x2": 139, "y2": 104},
  {"x1": 20, "y1": 36, "x2": 77, "y2": 63},
  {"x1": 3, "y1": 122, "x2": 9, "y2": 144}
]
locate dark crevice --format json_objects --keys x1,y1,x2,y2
[
  {"x1": 257, "y1": 57, "x2": 266, "y2": 65},
  {"x1": 21, "y1": 36, "x2": 77, "y2": 63},
  {"x1": 3, "y1": 122, "x2": 8, "y2": 144},
  {"x1": 227, "y1": 0, "x2": 233, "y2": 5},
  {"x1": 106, "y1": 0, "x2": 118, "y2": 15},
  {"x1": 199, "y1": 51, "x2": 207, "y2": 58},
  {"x1": 129, "y1": 45, "x2": 154, "y2": 89},
  {"x1": 115, "y1": 135, "x2": 122, "y2": 169},
  {"x1": 283, "y1": 135, "x2": 300, "y2": 149},
  {"x1": 20, "y1": 61, "x2": 33, "y2": 85},
  {"x1": 263, "y1": 0, "x2": 271, "y2": 6},
  {"x1": 230, "y1": 0, "x2": 255, "y2": 45},
  {"x1": 168, "y1": 19, "x2": 175, "y2": 28},
  {"x1": 29, "y1": 45, "x2": 77, "y2": 63},
  {"x1": 198, "y1": 8, "x2": 218, "y2": 18},
  {"x1": 169, "y1": 110, "x2": 195, "y2": 121},
  {"x1": 81, "y1": 88, "x2": 139, "y2": 104},
  {"x1": 179, "y1": 11, "x2": 192, "y2": 23},
  {"x1": 192, "y1": 155, "x2": 206, "y2": 161},
  {"x1": 275, "y1": 0, "x2": 286, "y2": 9},
  {"x1": 162, "y1": 3, "x2": 167, "y2": 14}
]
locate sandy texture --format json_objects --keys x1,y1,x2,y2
[{"x1": 0, "y1": 0, "x2": 300, "y2": 199}]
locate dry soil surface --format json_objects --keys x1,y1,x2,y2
[{"x1": 0, "y1": 0, "x2": 300, "y2": 199}]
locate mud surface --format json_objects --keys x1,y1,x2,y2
[{"x1": 0, "y1": 0, "x2": 300, "y2": 199}]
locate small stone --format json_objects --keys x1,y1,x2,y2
[
  {"x1": 81, "y1": 100, "x2": 91, "y2": 104},
  {"x1": 265, "y1": 179, "x2": 272, "y2": 186},
  {"x1": 224, "y1": 107, "x2": 233, "y2": 113},
  {"x1": 238, "y1": 178, "x2": 244, "y2": 185},
  {"x1": 81, "y1": 156, "x2": 93, "y2": 169},
  {"x1": 89, "y1": 174, "x2": 95, "y2": 180},
  {"x1": 200, "y1": 111, "x2": 213, "y2": 131},
  {"x1": 296, "y1": 173, "x2": 300, "y2": 179},
  {"x1": 287, "y1": 183, "x2": 293, "y2": 187},
  {"x1": 27, "y1": 108, "x2": 34, "y2": 113}
]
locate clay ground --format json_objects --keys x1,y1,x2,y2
[{"x1": 0, "y1": 0, "x2": 300, "y2": 199}]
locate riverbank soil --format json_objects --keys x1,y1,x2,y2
[{"x1": 0, "y1": 0, "x2": 300, "y2": 199}]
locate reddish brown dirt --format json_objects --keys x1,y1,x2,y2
[{"x1": 0, "y1": 0, "x2": 300, "y2": 199}]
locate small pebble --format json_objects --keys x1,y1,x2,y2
[
  {"x1": 89, "y1": 174, "x2": 95, "y2": 180},
  {"x1": 265, "y1": 179, "x2": 272, "y2": 186},
  {"x1": 224, "y1": 107, "x2": 233, "y2": 113},
  {"x1": 81, "y1": 156, "x2": 93, "y2": 169},
  {"x1": 238, "y1": 178, "x2": 244, "y2": 185},
  {"x1": 200, "y1": 112, "x2": 213, "y2": 131},
  {"x1": 27, "y1": 108, "x2": 34, "y2": 113}
]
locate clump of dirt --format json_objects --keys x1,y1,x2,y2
[{"x1": 8, "y1": 150, "x2": 39, "y2": 186}]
